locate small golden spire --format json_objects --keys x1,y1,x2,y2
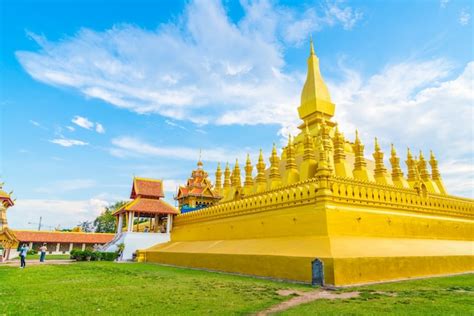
[
  {"x1": 429, "y1": 150, "x2": 440, "y2": 180},
  {"x1": 418, "y1": 151, "x2": 430, "y2": 181},
  {"x1": 333, "y1": 124, "x2": 346, "y2": 163},
  {"x1": 215, "y1": 163, "x2": 222, "y2": 192},
  {"x1": 223, "y1": 162, "x2": 231, "y2": 189},
  {"x1": 269, "y1": 143, "x2": 282, "y2": 189},
  {"x1": 244, "y1": 154, "x2": 254, "y2": 189},
  {"x1": 406, "y1": 148, "x2": 416, "y2": 182},
  {"x1": 303, "y1": 124, "x2": 316, "y2": 161},
  {"x1": 310, "y1": 35, "x2": 315, "y2": 56},
  {"x1": 372, "y1": 137, "x2": 391, "y2": 185},
  {"x1": 390, "y1": 144, "x2": 403, "y2": 177},
  {"x1": 374, "y1": 137, "x2": 381, "y2": 152},
  {"x1": 232, "y1": 159, "x2": 242, "y2": 188},
  {"x1": 197, "y1": 149, "x2": 203, "y2": 169},
  {"x1": 353, "y1": 130, "x2": 366, "y2": 169},
  {"x1": 429, "y1": 150, "x2": 447, "y2": 194}
]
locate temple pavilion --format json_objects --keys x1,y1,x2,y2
[
  {"x1": 136, "y1": 40, "x2": 473, "y2": 286},
  {"x1": 103, "y1": 177, "x2": 178, "y2": 260},
  {"x1": 175, "y1": 159, "x2": 222, "y2": 213}
]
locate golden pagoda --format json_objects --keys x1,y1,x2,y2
[
  {"x1": 0, "y1": 182, "x2": 18, "y2": 262},
  {"x1": 138, "y1": 41, "x2": 474, "y2": 286},
  {"x1": 175, "y1": 158, "x2": 222, "y2": 213}
]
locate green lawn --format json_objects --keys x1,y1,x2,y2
[
  {"x1": 12, "y1": 254, "x2": 71, "y2": 261},
  {"x1": 0, "y1": 262, "x2": 308, "y2": 315},
  {"x1": 278, "y1": 274, "x2": 474, "y2": 316},
  {"x1": 0, "y1": 262, "x2": 472, "y2": 315}
]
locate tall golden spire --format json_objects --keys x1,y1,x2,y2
[
  {"x1": 373, "y1": 138, "x2": 392, "y2": 185},
  {"x1": 268, "y1": 143, "x2": 282, "y2": 189},
  {"x1": 244, "y1": 154, "x2": 254, "y2": 195},
  {"x1": 429, "y1": 150, "x2": 447, "y2": 195},
  {"x1": 298, "y1": 38, "x2": 335, "y2": 123}
]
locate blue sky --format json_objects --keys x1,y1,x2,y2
[{"x1": 1, "y1": 0, "x2": 472, "y2": 229}]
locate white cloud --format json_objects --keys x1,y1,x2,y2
[
  {"x1": 95, "y1": 123, "x2": 106, "y2": 134},
  {"x1": 72, "y1": 115, "x2": 105, "y2": 134},
  {"x1": 29, "y1": 119, "x2": 47, "y2": 130},
  {"x1": 165, "y1": 119, "x2": 188, "y2": 131},
  {"x1": 72, "y1": 115, "x2": 94, "y2": 130},
  {"x1": 440, "y1": 0, "x2": 450, "y2": 9},
  {"x1": 50, "y1": 138, "x2": 89, "y2": 147},
  {"x1": 329, "y1": 60, "x2": 474, "y2": 197},
  {"x1": 9, "y1": 198, "x2": 109, "y2": 230},
  {"x1": 16, "y1": 0, "x2": 361, "y2": 130},
  {"x1": 459, "y1": 8, "x2": 471, "y2": 26},
  {"x1": 29, "y1": 120, "x2": 41, "y2": 127},
  {"x1": 66, "y1": 126, "x2": 75, "y2": 131},
  {"x1": 110, "y1": 136, "x2": 266, "y2": 164}
]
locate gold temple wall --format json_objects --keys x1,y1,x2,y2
[{"x1": 140, "y1": 176, "x2": 474, "y2": 286}]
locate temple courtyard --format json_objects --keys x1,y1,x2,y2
[{"x1": 0, "y1": 262, "x2": 472, "y2": 315}]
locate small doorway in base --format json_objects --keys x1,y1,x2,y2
[{"x1": 311, "y1": 258, "x2": 324, "y2": 286}]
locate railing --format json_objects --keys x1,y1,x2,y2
[{"x1": 174, "y1": 175, "x2": 474, "y2": 225}]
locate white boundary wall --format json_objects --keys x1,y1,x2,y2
[{"x1": 101, "y1": 232, "x2": 170, "y2": 261}]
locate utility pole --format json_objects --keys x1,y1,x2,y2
[{"x1": 38, "y1": 216, "x2": 42, "y2": 231}]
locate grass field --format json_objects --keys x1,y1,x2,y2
[
  {"x1": 280, "y1": 274, "x2": 474, "y2": 315},
  {"x1": 12, "y1": 254, "x2": 71, "y2": 261},
  {"x1": 0, "y1": 262, "x2": 472, "y2": 315}
]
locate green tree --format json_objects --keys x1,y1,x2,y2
[{"x1": 94, "y1": 201, "x2": 127, "y2": 233}]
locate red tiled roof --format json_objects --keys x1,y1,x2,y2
[
  {"x1": 13, "y1": 231, "x2": 114, "y2": 244},
  {"x1": 122, "y1": 197, "x2": 178, "y2": 215},
  {"x1": 131, "y1": 177, "x2": 164, "y2": 199}
]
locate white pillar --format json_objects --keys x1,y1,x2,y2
[
  {"x1": 128, "y1": 212, "x2": 134, "y2": 232},
  {"x1": 56, "y1": 243, "x2": 60, "y2": 253},
  {"x1": 166, "y1": 214, "x2": 172, "y2": 233},
  {"x1": 29, "y1": 242, "x2": 33, "y2": 250},
  {"x1": 81, "y1": 243, "x2": 86, "y2": 251},
  {"x1": 117, "y1": 214, "x2": 123, "y2": 234},
  {"x1": 69, "y1": 243, "x2": 73, "y2": 252}
]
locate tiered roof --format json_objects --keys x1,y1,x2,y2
[
  {"x1": 115, "y1": 177, "x2": 178, "y2": 216},
  {"x1": 176, "y1": 160, "x2": 220, "y2": 201}
]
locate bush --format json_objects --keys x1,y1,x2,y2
[
  {"x1": 100, "y1": 252, "x2": 119, "y2": 261},
  {"x1": 27, "y1": 249, "x2": 37, "y2": 255},
  {"x1": 70, "y1": 250, "x2": 119, "y2": 261}
]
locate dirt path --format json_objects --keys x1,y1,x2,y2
[{"x1": 255, "y1": 289, "x2": 360, "y2": 316}]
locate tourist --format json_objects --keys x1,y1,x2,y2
[
  {"x1": 39, "y1": 243, "x2": 47, "y2": 262},
  {"x1": 19, "y1": 243, "x2": 29, "y2": 268}
]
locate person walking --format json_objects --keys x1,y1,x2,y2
[
  {"x1": 19, "y1": 243, "x2": 29, "y2": 268},
  {"x1": 39, "y1": 243, "x2": 47, "y2": 262}
]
